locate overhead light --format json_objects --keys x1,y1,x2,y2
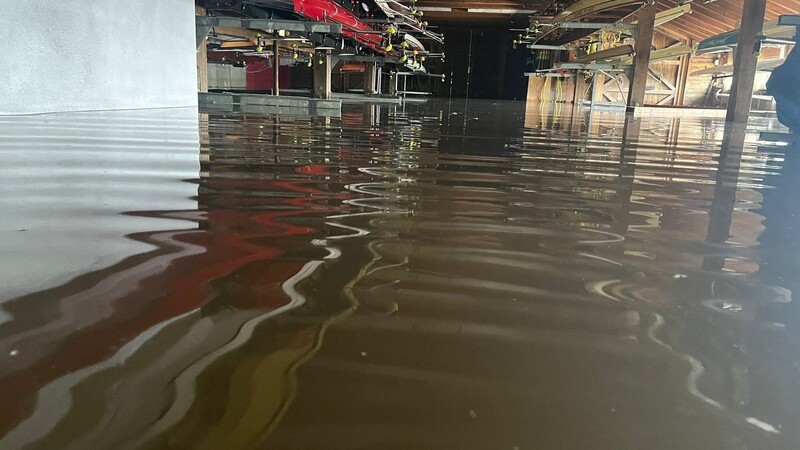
[
  {"x1": 418, "y1": 7, "x2": 452, "y2": 12},
  {"x1": 467, "y1": 8, "x2": 539, "y2": 14}
]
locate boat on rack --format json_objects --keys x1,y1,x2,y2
[
  {"x1": 204, "y1": 0, "x2": 440, "y2": 55},
  {"x1": 696, "y1": 19, "x2": 796, "y2": 55}
]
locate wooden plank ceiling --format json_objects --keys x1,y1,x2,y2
[
  {"x1": 658, "y1": 0, "x2": 800, "y2": 42},
  {"x1": 418, "y1": 0, "x2": 799, "y2": 40}
]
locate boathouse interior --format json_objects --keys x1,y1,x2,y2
[{"x1": 1, "y1": 0, "x2": 800, "y2": 448}]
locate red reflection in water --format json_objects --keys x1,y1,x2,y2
[{"x1": 0, "y1": 174, "x2": 350, "y2": 435}]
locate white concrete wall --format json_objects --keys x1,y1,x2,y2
[
  {"x1": 0, "y1": 0, "x2": 198, "y2": 114},
  {"x1": 208, "y1": 64, "x2": 248, "y2": 90}
]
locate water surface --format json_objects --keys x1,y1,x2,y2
[{"x1": 1, "y1": 101, "x2": 799, "y2": 449}]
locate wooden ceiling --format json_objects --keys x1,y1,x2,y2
[
  {"x1": 658, "y1": 0, "x2": 800, "y2": 42},
  {"x1": 418, "y1": 0, "x2": 799, "y2": 40}
]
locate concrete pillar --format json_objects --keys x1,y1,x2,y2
[
  {"x1": 313, "y1": 50, "x2": 331, "y2": 99},
  {"x1": 0, "y1": 0, "x2": 198, "y2": 114},
  {"x1": 627, "y1": 0, "x2": 657, "y2": 111},
  {"x1": 726, "y1": 0, "x2": 767, "y2": 123}
]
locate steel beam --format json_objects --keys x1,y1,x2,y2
[{"x1": 197, "y1": 16, "x2": 342, "y2": 35}]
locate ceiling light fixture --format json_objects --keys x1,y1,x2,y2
[
  {"x1": 467, "y1": 8, "x2": 539, "y2": 14},
  {"x1": 417, "y1": 7, "x2": 452, "y2": 12}
]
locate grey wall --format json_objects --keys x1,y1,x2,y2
[
  {"x1": 209, "y1": 64, "x2": 248, "y2": 90},
  {"x1": 0, "y1": 0, "x2": 198, "y2": 114}
]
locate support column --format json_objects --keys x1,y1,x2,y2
[
  {"x1": 273, "y1": 41, "x2": 280, "y2": 96},
  {"x1": 627, "y1": 0, "x2": 657, "y2": 111},
  {"x1": 313, "y1": 50, "x2": 331, "y2": 99},
  {"x1": 526, "y1": 76, "x2": 547, "y2": 103},
  {"x1": 675, "y1": 44, "x2": 692, "y2": 106},
  {"x1": 196, "y1": 5, "x2": 208, "y2": 93},
  {"x1": 592, "y1": 73, "x2": 605, "y2": 105},
  {"x1": 572, "y1": 72, "x2": 586, "y2": 116},
  {"x1": 388, "y1": 72, "x2": 398, "y2": 96},
  {"x1": 364, "y1": 62, "x2": 378, "y2": 95},
  {"x1": 726, "y1": 0, "x2": 767, "y2": 123}
]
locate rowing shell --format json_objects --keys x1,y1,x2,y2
[
  {"x1": 697, "y1": 20, "x2": 796, "y2": 54},
  {"x1": 614, "y1": 44, "x2": 693, "y2": 64},
  {"x1": 404, "y1": 34, "x2": 426, "y2": 52},
  {"x1": 295, "y1": 0, "x2": 387, "y2": 54},
  {"x1": 373, "y1": 0, "x2": 396, "y2": 19},
  {"x1": 691, "y1": 58, "x2": 786, "y2": 76},
  {"x1": 532, "y1": 0, "x2": 646, "y2": 44},
  {"x1": 632, "y1": 4, "x2": 691, "y2": 28}
]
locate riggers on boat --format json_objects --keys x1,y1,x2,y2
[
  {"x1": 767, "y1": 45, "x2": 800, "y2": 131},
  {"x1": 203, "y1": 0, "x2": 441, "y2": 62}
]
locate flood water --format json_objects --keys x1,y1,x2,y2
[{"x1": 1, "y1": 100, "x2": 799, "y2": 449}]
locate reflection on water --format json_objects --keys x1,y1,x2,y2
[{"x1": 1, "y1": 101, "x2": 799, "y2": 449}]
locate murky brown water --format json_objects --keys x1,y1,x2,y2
[{"x1": 1, "y1": 101, "x2": 799, "y2": 449}]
